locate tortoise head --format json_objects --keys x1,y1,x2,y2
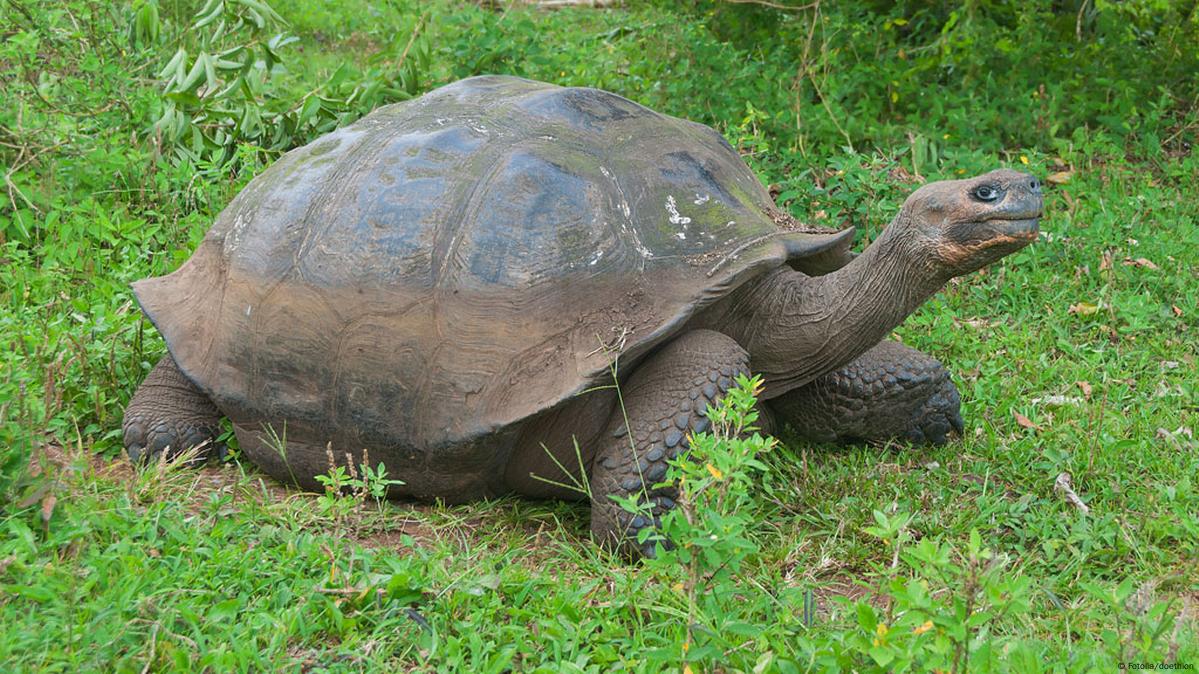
[{"x1": 897, "y1": 168, "x2": 1043, "y2": 278}]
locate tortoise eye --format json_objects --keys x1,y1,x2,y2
[{"x1": 973, "y1": 185, "x2": 1000, "y2": 202}]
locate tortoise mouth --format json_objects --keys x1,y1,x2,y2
[
  {"x1": 987, "y1": 216, "x2": 1040, "y2": 240},
  {"x1": 947, "y1": 214, "x2": 1041, "y2": 253}
]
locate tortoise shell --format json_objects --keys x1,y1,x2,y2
[{"x1": 134, "y1": 76, "x2": 852, "y2": 459}]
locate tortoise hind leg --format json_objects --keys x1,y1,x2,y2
[
  {"x1": 590, "y1": 329, "x2": 750, "y2": 558},
  {"x1": 123, "y1": 355, "x2": 223, "y2": 464},
  {"x1": 769, "y1": 340, "x2": 963, "y2": 446}
]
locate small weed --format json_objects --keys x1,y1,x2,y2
[
  {"x1": 643, "y1": 375, "x2": 779, "y2": 667},
  {"x1": 314, "y1": 444, "x2": 405, "y2": 517}
]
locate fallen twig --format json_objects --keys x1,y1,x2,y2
[
  {"x1": 1053, "y1": 472, "x2": 1090, "y2": 515},
  {"x1": 316, "y1": 587, "x2": 388, "y2": 599},
  {"x1": 394, "y1": 13, "x2": 428, "y2": 74},
  {"x1": 723, "y1": 0, "x2": 819, "y2": 10},
  {"x1": 502, "y1": 0, "x2": 621, "y2": 8}
]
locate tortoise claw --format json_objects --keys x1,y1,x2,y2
[
  {"x1": 909, "y1": 377, "x2": 963, "y2": 446},
  {"x1": 124, "y1": 417, "x2": 220, "y2": 466}
]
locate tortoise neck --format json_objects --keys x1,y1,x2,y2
[{"x1": 726, "y1": 218, "x2": 948, "y2": 399}]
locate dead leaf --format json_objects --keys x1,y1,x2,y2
[
  {"x1": 16, "y1": 482, "x2": 49, "y2": 509},
  {"x1": 1031, "y1": 395, "x2": 1082, "y2": 407},
  {"x1": 1013, "y1": 410, "x2": 1040, "y2": 431},
  {"x1": 1123, "y1": 257, "x2": 1160, "y2": 270},
  {"x1": 1068, "y1": 302, "x2": 1100, "y2": 316},
  {"x1": 1156, "y1": 427, "x2": 1197, "y2": 451},
  {"x1": 40, "y1": 494, "x2": 56, "y2": 528},
  {"x1": 1076, "y1": 381, "x2": 1093, "y2": 399},
  {"x1": 1046, "y1": 171, "x2": 1073, "y2": 185},
  {"x1": 1061, "y1": 189, "x2": 1076, "y2": 211},
  {"x1": 1099, "y1": 250, "x2": 1113, "y2": 271},
  {"x1": 1153, "y1": 381, "x2": 1182, "y2": 399},
  {"x1": 957, "y1": 317, "x2": 994, "y2": 329},
  {"x1": 888, "y1": 165, "x2": 923, "y2": 184},
  {"x1": 1126, "y1": 579, "x2": 1158, "y2": 617},
  {"x1": 1053, "y1": 472, "x2": 1090, "y2": 515},
  {"x1": 1172, "y1": 305, "x2": 1183, "y2": 317}
]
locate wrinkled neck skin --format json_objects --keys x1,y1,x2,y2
[{"x1": 700, "y1": 211, "x2": 953, "y2": 400}]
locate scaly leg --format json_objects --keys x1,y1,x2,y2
[
  {"x1": 769, "y1": 340, "x2": 963, "y2": 445},
  {"x1": 589, "y1": 329, "x2": 750, "y2": 557},
  {"x1": 123, "y1": 355, "x2": 223, "y2": 464}
]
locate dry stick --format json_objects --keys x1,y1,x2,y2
[
  {"x1": 789, "y1": 2, "x2": 852, "y2": 153},
  {"x1": 4, "y1": 109, "x2": 34, "y2": 216},
  {"x1": 5, "y1": 133, "x2": 69, "y2": 216},
  {"x1": 317, "y1": 587, "x2": 388, "y2": 598},
  {"x1": 723, "y1": 0, "x2": 819, "y2": 10},
  {"x1": 1085, "y1": 379, "x2": 1108, "y2": 473},
  {"x1": 792, "y1": 0, "x2": 822, "y2": 157},
  {"x1": 523, "y1": 0, "x2": 621, "y2": 7},
  {"x1": 1054, "y1": 472, "x2": 1090, "y2": 515},
  {"x1": 4, "y1": 0, "x2": 40, "y2": 32},
  {"x1": 807, "y1": 13, "x2": 853, "y2": 151},
  {"x1": 1161, "y1": 119, "x2": 1198, "y2": 148},
  {"x1": 140, "y1": 622, "x2": 160, "y2": 674},
  {"x1": 395, "y1": 13, "x2": 428, "y2": 75},
  {"x1": 1161, "y1": 91, "x2": 1199, "y2": 147}
]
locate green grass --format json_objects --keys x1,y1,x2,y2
[{"x1": 2, "y1": 0, "x2": 1197, "y2": 671}]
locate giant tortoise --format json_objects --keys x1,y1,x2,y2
[{"x1": 123, "y1": 76, "x2": 1042, "y2": 555}]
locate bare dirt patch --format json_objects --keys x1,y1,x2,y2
[{"x1": 51, "y1": 447, "x2": 586, "y2": 558}]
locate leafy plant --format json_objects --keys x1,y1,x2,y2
[
  {"x1": 149, "y1": 0, "x2": 431, "y2": 166},
  {"x1": 314, "y1": 445, "x2": 405, "y2": 518},
  {"x1": 846, "y1": 530, "x2": 1035, "y2": 672},
  {"x1": 651, "y1": 375, "x2": 778, "y2": 666},
  {"x1": 653, "y1": 374, "x2": 774, "y2": 570}
]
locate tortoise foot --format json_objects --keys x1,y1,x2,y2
[
  {"x1": 123, "y1": 356, "x2": 223, "y2": 466},
  {"x1": 124, "y1": 416, "x2": 222, "y2": 465},
  {"x1": 903, "y1": 375, "x2": 964, "y2": 446},
  {"x1": 771, "y1": 340, "x2": 964, "y2": 447}
]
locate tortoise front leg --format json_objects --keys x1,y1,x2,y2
[
  {"x1": 768, "y1": 340, "x2": 963, "y2": 446},
  {"x1": 589, "y1": 329, "x2": 750, "y2": 558},
  {"x1": 123, "y1": 355, "x2": 223, "y2": 464}
]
